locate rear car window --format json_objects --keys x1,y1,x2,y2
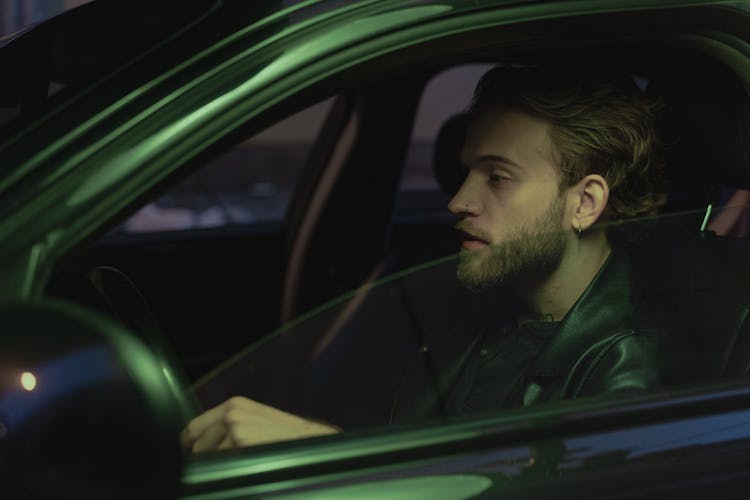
[
  {"x1": 395, "y1": 64, "x2": 492, "y2": 216},
  {"x1": 118, "y1": 98, "x2": 335, "y2": 233}
]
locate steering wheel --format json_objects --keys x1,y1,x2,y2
[{"x1": 86, "y1": 266, "x2": 200, "y2": 424}]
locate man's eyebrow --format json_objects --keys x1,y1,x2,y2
[{"x1": 467, "y1": 154, "x2": 523, "y2": 170}]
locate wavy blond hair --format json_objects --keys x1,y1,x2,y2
[{"x1": 470, "y1": 65, "x2": 666, "y2": 219}]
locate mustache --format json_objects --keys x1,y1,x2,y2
[{"x1": 454, "y1": 221, "x2": 491, "y2": 243}]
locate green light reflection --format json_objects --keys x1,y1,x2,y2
[{"x1": 273, "y1": 474, "x2": 492, "y2": 500}]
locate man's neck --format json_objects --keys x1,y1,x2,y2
[{"x1": 519, "y1": 230, "x2": 612, "y2": 322}]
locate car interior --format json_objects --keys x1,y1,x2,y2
[{"x1": 32, "y1": 7, "x2": 750, "y2": 433}]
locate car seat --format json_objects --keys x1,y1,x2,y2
[
  {"x1": 432, "y1": 112, "x2": 469, "y2": 198},
  {"x1": 641, "y1": 52, "x2": 750, "y2": 380}
]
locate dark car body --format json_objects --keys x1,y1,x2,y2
[{"x1": 3, "y1": 0, "x2": 750, "y2": 498}]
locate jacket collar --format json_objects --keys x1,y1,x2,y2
[{"x1": 527, "y1": 247, "x2": 634, "y2": 377}]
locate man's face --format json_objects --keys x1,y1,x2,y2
[{"x1": 448, "y1": 109, "x2": 571, "y2": 291}]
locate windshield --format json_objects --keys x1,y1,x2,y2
[{"x1": 191, "y1": 202, "x2": 750, "y2": 436}]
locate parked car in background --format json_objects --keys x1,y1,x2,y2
[{"x1": 4, "y1": 0, "x2": 750, "y2": 497}]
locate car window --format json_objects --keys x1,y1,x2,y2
[
  {"x1": 115, "y1": 98, "x2": 335, "y2": 234},
  {"x1": 174, "y1": 48, "x2": 750, "y2": 453},
  {"x1": 395, "y1": 64, "x2": 492, "y2": 216},
  {"x1": 0, "y1": 1, "x2": 90, "y2": 37},
  {"x1": 192, "y1": 203, "x2": 750, "y2": 441}
]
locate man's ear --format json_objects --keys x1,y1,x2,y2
[{"x1": 569, "y1": 174, "x2": 610, "y2": 231}]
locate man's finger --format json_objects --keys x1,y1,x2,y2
[
  {"x1": 217, "y1": 436, "x2": 234, "y2": 451},
  {"x1": 182, "y1": 398, "x2": 243, "y2": 446},
  {"x1": 191, "y1": 421, "x2": 228, "y2": 453}
]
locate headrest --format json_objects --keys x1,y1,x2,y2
[
  {"x1": 648, "y1": 55, "x2": 750, "y2": 191},
  {"x1": 432, "y1": 57, "x2": 750, "y2": 211},
  {"x1": 433, "y1": 112, "x2": 468, "y2": 197}
]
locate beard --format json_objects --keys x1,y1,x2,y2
[{"x1": 456, "y1": 195, "x2": 567, "y2": 292}]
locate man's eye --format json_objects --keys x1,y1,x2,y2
[{"x1": 489, "y1": 172, "x2": 510, "y2": 184}]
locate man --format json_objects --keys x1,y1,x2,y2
[
  {"x1": 182, "y1": 64, "x2": 669, "y2": 451},
  {"x1": 429, "y1": 65, "x2": 667, "y2": 414}
]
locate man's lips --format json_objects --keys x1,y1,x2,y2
[{"x1": 456, "y1": 228, "x2": 490, "y2": 250}]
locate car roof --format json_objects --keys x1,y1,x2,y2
[{"x1": 0, "y1": 0, "x2": 554, "y2": 111}]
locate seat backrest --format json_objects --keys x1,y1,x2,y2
[
  {"x1": 433, "y1": 112, "x2": 469, "y2": 198},
  {"x1": 644, "y1": 52, "x2": 750, "y2": 381},
  {"x1": 647, "y1": 52, "x2": 750, "y2": 211}
]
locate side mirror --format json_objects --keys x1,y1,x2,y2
[{"x1": 0, "y1": 300, "x2": 184, "y2": 499}]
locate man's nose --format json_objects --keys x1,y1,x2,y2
[{"x1": 448, "y1": 183, "x2": 478, "y2": 216}]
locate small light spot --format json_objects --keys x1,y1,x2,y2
[{"x1": 20, "y1": 372, "x2": 36, "y2": 391}]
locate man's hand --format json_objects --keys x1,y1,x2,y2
[{"x1": 181, "y1": 396, "x2": 340, "y2": 453}]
